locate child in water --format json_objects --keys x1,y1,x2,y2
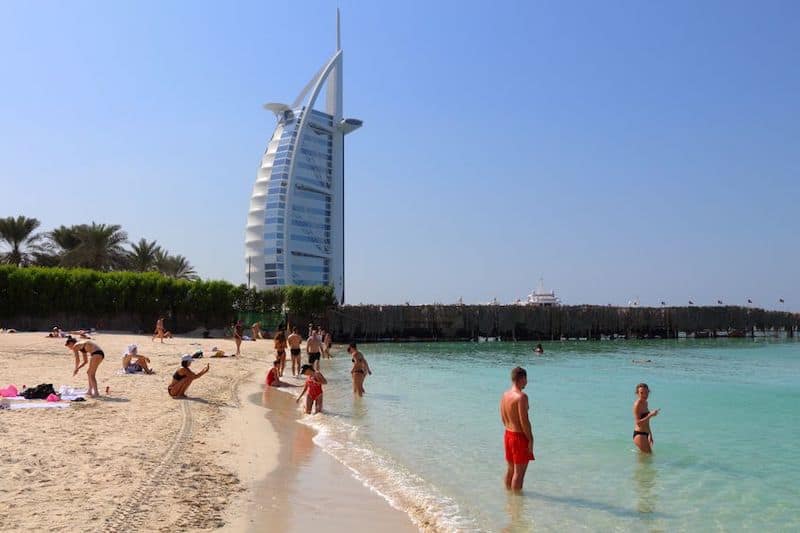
[{"x1": 296, "y1": 364, "x2": 328, "y2": 414}]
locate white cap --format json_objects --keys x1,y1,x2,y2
[
  {"x1": 127, "y1": 344, "x2": 138, "y2": 354},
  {"x1": 181, "y1": 354, "x2": 193, "y2": 363}
]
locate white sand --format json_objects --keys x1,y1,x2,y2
[{"x1": 0, "y1": 331, "x2": 417, "y2": 532}]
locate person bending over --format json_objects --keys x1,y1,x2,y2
[
  {"x1": 633, "y1": 383, "x2": 660, "y2": 453},
  {"x1": 168, "y1": 355, "x2": 209, "y2": 398},
  {"x1": 296, "y1": 364, "x2": 327, "y2": 414},
  {"x1": 500, "y1": 366, "x2": 535, "y2": 491},
  {"x1": 65, "y1": 336, "x2": 105, "y2": 398}
]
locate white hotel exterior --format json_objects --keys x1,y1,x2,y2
[{"x1": 244, "y1": 12, "x2": 361, "y2": 304}]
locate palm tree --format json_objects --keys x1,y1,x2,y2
[
  {"x1": 156, "y1": 252, "x2": 199, "y2": 281},
  {"x1": 0, "y1": 216, "x2": 42, "y2": 266},
  {"x1": 127, "y1": 238, "x2": 162, "y2": 272},
  {"x1": 60, "y1": 222, "x2": 128, "y2": 271}
]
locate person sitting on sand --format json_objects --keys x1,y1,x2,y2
[
  {"x1": 633, "y1": 383, "x2": 660, "y2": 454},
  {"x1": 534, "y1": 344, "x2": 544, "y2": 354},
  {"x1": 168, "y1": 355, "x2": 210, "y2": 398},
  {"x1": 296, "y1": 364, "x2": 327, "y2": 414},
  {"x1": 266, "y1": 360, "x2": 294, "y2": 388},
  {"x1": 65, "y1": 336, "x2": 105, "y2": 398},
  {"x1": 121, "y1": 344, "x2": 154, "y2": 374}
]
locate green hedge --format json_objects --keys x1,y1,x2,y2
[{"x1": 0, "y1": 266, "x2": 335, "y2": 327}]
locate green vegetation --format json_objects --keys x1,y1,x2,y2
[
  {"x1": 0, "y1": 265, "x2": 335, "y2": 328},
  {"x1": 0, "y1": 215, "x2": 198, "y2": 280}
]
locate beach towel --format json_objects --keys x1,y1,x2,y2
[
  {"x1": 58, "y1": 386, "x2": 88, "y2": 401},
  {"x1": 9, "y1": 402, "x2": 70, "y2": 410}
]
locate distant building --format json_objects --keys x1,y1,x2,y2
[
  {"x1": 526, "y1": 279, "x2": 561, "y2": 307},
  {"x1": 244, "y1": 11, "x2": 361, "y2": 304}
]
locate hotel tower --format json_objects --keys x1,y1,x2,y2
[{"x1": 244, "y1": 11, "x2": 361, "y2": 304}]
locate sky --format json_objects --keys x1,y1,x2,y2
[{"x1": 0, "y1": 0, "x2": 798, "y2": 309}]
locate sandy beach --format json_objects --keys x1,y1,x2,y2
[{"x1": 0, "y1": 332, "x2": 415, "y2": 532}]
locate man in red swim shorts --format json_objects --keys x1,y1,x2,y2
[{"x1": 500, "y1": 366, "x2": 535, "y2": 491}]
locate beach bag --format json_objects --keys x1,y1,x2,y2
[{"x1": 22, "y1": 383, "x2": 55, "y2": 400}]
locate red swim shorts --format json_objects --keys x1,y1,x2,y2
[{"x1": 504, "y1": 430, "x2": 535, "y2": 464}]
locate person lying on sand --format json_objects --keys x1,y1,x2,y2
[
  {"x1": 266, "y1": 360, "x2": 295, "y2": 388},
  {"x1": 296, "y1": 364, "x2": 327, "y2": 414},
  {"x1": 168, "y1": 355, "x2": 209, "y2": 398},
  {"x1": 121, "y1": 344, "x2": 154, "y2": 374},
  {"x1": 48, "y1": 327, "x2": 91, "y2": 339},
  {"x1": 65, "y1": 337, "x2": 105, "y2": 398}
]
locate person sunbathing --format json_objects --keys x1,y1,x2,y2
[
  {"x1": 121, "y1": 344, "x2": 154, "y2": 374},
  {"x1": 49, "y1": 327, "x2": 91, "y2": 339},
  {"x1": 168, "y1": 355, "x2": 209, "y2": 398}
]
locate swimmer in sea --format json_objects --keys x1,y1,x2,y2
[
  {"x1": 633, "y1": 382, "x2": 660, "y2": 453},
  {"x1": 533, "y1": 343, "x2": 544, "y2": 354},
  {"x1": 500, "y1": 367, "x2": 535, "y2": 491}
]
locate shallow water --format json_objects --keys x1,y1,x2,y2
[{"x1": 299, "y1": 339, "x2": 800, "y2": 531}]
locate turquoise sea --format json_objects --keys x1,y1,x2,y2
[{"x1": 297, "y1": 340, "x2": 800, "y2": 531}]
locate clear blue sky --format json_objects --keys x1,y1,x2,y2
[{"x1": 1, "y1": 0, "x2": 798, "y2": 309}]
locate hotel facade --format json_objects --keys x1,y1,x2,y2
[{"x1": 244, "y1": 13, "x2": 361, "y2": 304}]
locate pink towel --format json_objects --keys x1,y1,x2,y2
[
  {"x1": 0, "y1": 385, "x2": 18, "y2": 397},
  {"x1": 46, "y1": 393, "x2": 61, "y2": 402}
]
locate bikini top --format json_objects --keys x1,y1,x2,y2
[
  {"x1": 173, "y1": 371, "x2": 186, "y2": 382},
  {"x1": 639, "y1": 410, "x2": 650, "y2": 420}
]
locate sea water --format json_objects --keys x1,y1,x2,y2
[{"x1": 297, "y1": 339, "x2": 800, "y2": 531}]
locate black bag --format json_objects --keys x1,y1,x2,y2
[{"x1": 22, "y1": 383, "x2": 55, "y2": 399}]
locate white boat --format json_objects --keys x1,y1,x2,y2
[
  {"x1": 526, "y1": 278, "x2": 560, "y2": 307},
  {"x1": 478, "y1": 336, "x2": 501, "y2": 342}
]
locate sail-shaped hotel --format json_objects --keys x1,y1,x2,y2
[{"x1": 245, "y1": 11, "x2": 361, "y2": 304}]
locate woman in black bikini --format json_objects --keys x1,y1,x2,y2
[
  {"x1": 348, "y1": 343, "x2": 372, "y2": 397},
  {"x1": 65, "y1": 336, "x2": 105, "y2": 398},
  {"x1": 168, "y1": 355, "x2": 210, "y2": 398},
  {"x1": 633, "y1": 382, "x2": 660, "y2": 453}
]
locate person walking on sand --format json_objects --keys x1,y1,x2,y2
[
  {"x1": 65, "y1": 336, "x2": 105, "y2": 398},
  {"x1": 500, "y1": 366, "x2": 535, "y2": 492},
  {"x1": 348, "y1": 343, "x2": 372, "y2": 397},
  {"x1": 274, "y1": 330, "x2": 287, "y2": 376},
  {"x1": 251, "y1": 321, "x2": 262, "y2": 340},
  {"x1": 233, "y1": 320, "x2": 243, "y2": 356},
  {"x1": 168, "y1": 355, "x2": 210, "y2": 398},
  {"x1": 287, "y1": 327, "x2": 303, "y2": 376},
  {"x1": 152, "y1": 317, "x2": 165, "y2": 343},
  {"x1": 306, "y1": 328, "x2": 322, "y2": 371},
  {"x1": 633, "y1": 383, "x2": 660, "y2": 453},
  {"x1": 296, "y1": 364, "x2": 327, "y2": 414}
]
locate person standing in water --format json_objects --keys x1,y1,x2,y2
[
  {"x1": 633, "y1": 383, "x2": 660, "y2": 453},
  {"x1": 500, "y1": 366, "x2": 535, "y2": 491},
  {"x1": 233, "y1": 320, "x2": 243, "y2": 356},
  {"x1": 274, "y1": 330, "x2": 287, "y2": 376},
  {"x1": 306, "y1": 328, "x2": 322, "y2": 371},
  {"x1": 296, "y1": 364, "x2": 327, "y2": 414},
  {"x1": 287, "y1": 327, "x2": 303, "y2": 376},
  {"x1": 65, "y1": 336, "x2": 105, "y2": 398},
  {"x1": 348, "y1": 343, "x2": 372, "y2": 397}
]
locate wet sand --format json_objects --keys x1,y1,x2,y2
[{"x1": 223, "y1": 377, "x2": 416, "y2": 532}]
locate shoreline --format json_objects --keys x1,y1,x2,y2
[
  {"x1": 0, "y1": 332, "x2": 416, "y2": 532},
  {"x1": 222, "y1": 372, "x2": 416, "y2": 532}
]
